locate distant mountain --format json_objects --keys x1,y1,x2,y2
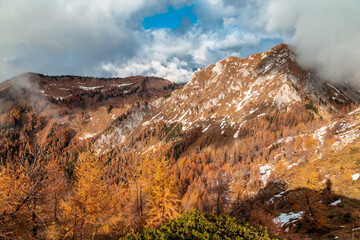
[{"x1": 0, "y1": 72, "x2": 178, "y2": 109}]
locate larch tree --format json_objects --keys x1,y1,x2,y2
[
  {"x1": 145, "y1": 153, "x2": 181, "y2": 227},
  {"x1": 0, "y1": 163, "x2": 34, "y2": 239},
  {"x1": 41, "y1": 159, "x2": 69, "y2": 239},
  {"x1": 290, "y1": 165, "x2": 328, "y2": 232},
  {"x1": 61, "y1": 151, "x2": 123, "y2": 239}
]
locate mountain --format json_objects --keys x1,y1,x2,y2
[
  {"x1": 1, "y1": 44, "x2": 360, "y2": 239},
  {"x1": 0, "y1": 72, "x2": 178, "y2": 108},
  {"x1": 94, "y1": 43, "x2": 360, "y2": 154},
  {"x1": 0, "y1": 72, "x2": 178, "y2": 141}
]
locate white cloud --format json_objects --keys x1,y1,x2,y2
[
  {"x1": 256, "y1": 0, "x2": 360, "y2": 85},
  {"x1": 103, "y1": 58, "x2": 195, "y2": 83},
  {"x1": 0, "y1": 0, "x2": 280, "y2": 83},
  {"x1": 101, "y1": 26, "x2": 269, "y2": 83}
]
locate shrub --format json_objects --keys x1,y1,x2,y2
[
  {"x1": 305, "y1": 102, "x2": 318, "y2": 114},
  {"x1": 121, "y1": 210, "x2": 277, "y2": 240}
]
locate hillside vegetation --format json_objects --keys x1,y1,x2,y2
[{"x1": 1, "y1": 44, "x2": 360, "y2": 239}]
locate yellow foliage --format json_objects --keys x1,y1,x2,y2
[
  {"x1": 61, "y1": 152, "x2": 123, "y2": 238},
  {"x1": 0, "y1": 165, "x2": 34, "y2": 214},
  {"x1": 145, "y1": 153, "x2": 181, "y2": 227},
  {"x1": 291, "y1": 164, "x2": 324, "y2": 192}
]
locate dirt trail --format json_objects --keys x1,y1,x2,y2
[{"x1": 39, "y1": 121, "x2": 54, "y2": 145}]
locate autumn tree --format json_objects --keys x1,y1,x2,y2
[
  {"x1": 290, "y1": 165, "x2": 328, "y2": 233},
  {"x1": 207, "y1": 168, "x2": 231, "y2": 215},
  {"x1": 0, "y1": 164, "x2": 33, "y2": 239},
  {"x1": 7, "y1": 105, "x2": 22, "y2": 127},
  {"x1": 41, "y1": 160, "x2": 69, "y2": 239},
  {"x1": 61, "y1": 151, "x2": 123, "y2": 239},
  {"x1": 145, "y1": 153, "x2": 181, "y2": 227},
  {"x1": 0, "y1": 160, "x2": 45, "y2": 239}
]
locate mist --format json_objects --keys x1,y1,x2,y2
[
  {"x1": 257, "y1": 0, "x2": 360, "y2": 85},
  {"x1": 0, "y1": 74, "x2": 54, "y2": 117}
]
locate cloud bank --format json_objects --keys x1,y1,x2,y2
[
  {"x1": 257, "y1": 0, "x2": 360, "y2": 85},
  {"x1": 1, "y1": 0, "x2": 358, "y2": 85},
  {"x1": 0, "y1": 0, "x2": 279, "y2": 83}
]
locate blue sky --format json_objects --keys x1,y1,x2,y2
[
  {"x1": 143, "y1": 5, "x2": 198, "y2": 29},
  {"x1": 0, "y1": 0, "x2": 358, "y2": 84}
]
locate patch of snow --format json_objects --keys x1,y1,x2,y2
[
  {"x1": 236, "y1": 83, "x2": 260, "y2": 112},
  {"x1": 110, "y1": 83, "x2": 133, "y2": 88},
  {"x1": 260, "y1": 164, "x2": 271, "y2": 182},
  {"x1": 178, "y1": 109, "x2": 190, "y2": 122},
  {"x1": 263, "y1": 62, "x2": 273, "y2": 73},
  {"x1": 269, "y1": 190, "x2": 289, "y2": 204},
  {"x1": 40, "y1": 90, "x2": 48, "y2": 97},
  {"x1": 239, "y1": 120, "x2": 247, "y2": 128},
  {"x1": 348, "y1": 108, "x2": 360, "y2": 116},
  {"x1": 330, "y1": 199, "x2": 341, "y2": 206},
  {"x1": 314, "y1": 126, "x2": 328, "y2": 145},
  {"x1": 78, "y1": 133, "x2": 97, "y2": 140},
  {"x1": 112, "y1": 114, "x2": 116, "y2": 120},
  {"x1": 233, "y1": 130, "x2": 240, "y2": 139},
  {"x1": 336, "y1": 121, "x2": 350, "y2": 134},
  {"x1": 332, "y1": 128, "x2": 360, "y2": 150},
  {"x1": 352, "y1": 173, "x2": 360, "y2": 181},
  {"x1": 287, "y1": 162, "x2": 299, "y2": 169},
  {"x1": 178, "y1": 94, "x2": 188, "y2": 101},
  {"x1": 79, "y1": 85, "x2": 103, "y2": 90},
  {"x1": 273, "y1": 211, "x2": 304, "y2": 227},
  {"x1": 327, "y1": 83, "x2": 349, "y2": 101},
  {"x1": 202, "y1": 125, "x2": 211, "y2": 132},
  {"x1": 249, "y1": 107, "x2": 258, "y2": 115},
  {"x1": 203, "y1": 93, "x2": 225, "y2": 109},
  {"x1": 54, "y1": 94, "x2": 72, "y2": 100}
]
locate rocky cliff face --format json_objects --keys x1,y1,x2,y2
[{"x1": 151, "y1": 43, "x2": 359, "y2": 127}]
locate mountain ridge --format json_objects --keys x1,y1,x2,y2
[{"x1": 93, "y1": 43, "x2": 360, "y2": 154}]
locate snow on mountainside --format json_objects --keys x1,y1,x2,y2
[
  {"x1": 0, "y1": 72, "x2": 178, "y2": 109},
  {"x1": 3, "y1": 44, "x2": 360, "y2": 239},
  {"x1": 89, "y1": 44, "x2": 360, "y2": 239},
  {"x1": 0, "y1": 73, "x2": 178, "y2": 143},
  {"x1": 152, "y1": 43, "x2": 359, "y2": 128},
  {"x1": 93, "y1": 43, "x2": 360, "y2": 155},
  {"x1": 150, "y1": 44, "x2": 359, "y2": 141}
]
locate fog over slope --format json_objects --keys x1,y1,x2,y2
[{"x1": 256, "y1": 0, "x2": 360, "y2": 85}]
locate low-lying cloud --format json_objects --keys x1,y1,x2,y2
[{"x1": 256, "y1": 0, "x2": 360, "y2": 85}]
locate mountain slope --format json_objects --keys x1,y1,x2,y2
[
  {"x1": 1, "y1": 44, "x2": 360, "y2": 239},
  {"x1": 90, "y1": 44, "x2": 360, "y2": 238},
  {"x1": 95, "y1": 43, "x2": 360, "y2": 154},
  {"x1": 0, "y1": 72, "x2": 179, "y2": 142}
]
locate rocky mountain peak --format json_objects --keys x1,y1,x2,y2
[{"x1": 142, "y1": 44, "x2": 360, "y2": 139}]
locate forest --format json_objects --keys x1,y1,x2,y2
[{"x1": 0, "y1": 102, "x2": 359, "y2": 240}]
